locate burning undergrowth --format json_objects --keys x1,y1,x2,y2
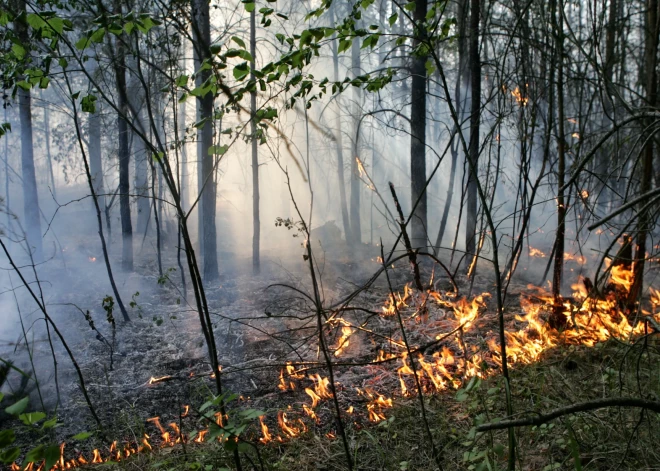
[{"x1": 3, "y1": 249, "x2": 660, "y2": 470}]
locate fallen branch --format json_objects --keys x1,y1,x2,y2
[{"x1": 476, "y1": 397, "x2": 660, "y2": 432}]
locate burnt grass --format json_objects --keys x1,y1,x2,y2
[{"x1": 3, "y1": 246, "x2": 660, "y2": 470}]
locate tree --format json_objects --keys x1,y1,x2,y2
[
  {"x1": 112, "y1": 0, "x2": 133, "y2": 271},
  {"x1": 409, "y1": 0, "x2": 428, "y2": 249},
  {"x1": 464, "y1": 0, "x2": 480, "y2": 271},
  {"x1": 251, "y1": 5, "x2": 260, "y2": 274},
  {"x1": 191, "y1": 0, "x2": 218, "y2": 280},
  {"x1": 12, "y1": 0, "x2": 42, "y2": 261}
]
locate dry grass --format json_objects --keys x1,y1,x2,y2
[{"x1": 97, "y1": 336, "x2": 660, "y2": 471}]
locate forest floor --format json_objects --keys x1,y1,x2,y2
[{"x1": 2, "y1": 239, "x2": 660, "y2": 471}]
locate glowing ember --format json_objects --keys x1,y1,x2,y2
[{"x1": 148, "y1": 375, "x2": 172, "y2": 385}]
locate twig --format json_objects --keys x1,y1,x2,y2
[{"x1": 476, "y1": 397, "x2": 660, "y2": 432}]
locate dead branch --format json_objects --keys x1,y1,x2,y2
[{"x1": 476, "y1": 397, "x2": 660, "y2": 432}]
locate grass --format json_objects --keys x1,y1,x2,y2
[{"x1": 97, "y1": 336, "x2": 660, "y2": 471}]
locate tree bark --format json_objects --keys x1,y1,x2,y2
[
  {"x1": 13, "y1": 0, "x2": 43, "y2": 261},
  {"x1": 464, "y1": 0, "x2": 480, "y2": 271},
  {"x1": 435, "y1": 0, "x2": 468, "y2": 253},
  {"x1": 349, "y1": 31, "x2": 362, "y2": 245},
  {"x1": 550, "y1": 0, "x2": 567, "y2": 328},
  {"x1": 410, "y1": 0, "x2": 428, "y2": 249},
  {"x1": 627, "y1": 0, "x2": 659, "y2": 310},
  {"x1": 113, "y1": 0, "x2": 133, "y2": 271},
  {"x1": 330, "y1": 3, "x2": 351, "y2": 242},
  {"x1": 88, "y1": 88, "x2": 105, "y2": 223},
  {"x1": 250, "y1": 7, "x2": 260, "y2": 274},
  {"x1": 191, "y1": 0, "x2": 218, "y2": 280}
]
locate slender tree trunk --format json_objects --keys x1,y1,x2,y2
[
  {"x1": 88, "y1": 91, "x2": 106, "y2": 222},
  {"x1": 349, "y1": 35, "x2": 362, "y2": 245},
  {"x1": 113, "y1": 0, "x2": 133, "y2": 271},
  {"x1": 133, "y1": 107, "x2": 150, "y2": 236},
  {"x1": 465, "y1": 0, "x2": 480, "y2": 271},
  {"x1": 40, "y1": 89, "x2": 56, "y2": 198},
  {"x1": 330, "y1": 4, "x2": 351, "y2": 242},
  {"x1": 550, "y1": 0, "x2": 567, "y2": 328},
  {"x1": 250, "y1": 7, "x2": 260, "y2": 274},
  {"x1": 435, "y1": 0, "x2": 468, "y2": 253},
  {"x1": 192, "y1": 0, "x2": 218, "y2": 280},
  {"x1": 410, "y1": 0, "x2": 428, "y2": 249},
  {"x1": 13, "y1": 0, "x2": 43, "y2": 262},
  {"x1": 627, "y1": 0, "x2": 659, "y2": 310}
]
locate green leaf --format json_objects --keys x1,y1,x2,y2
[
  {"x1": 23, "y1": 445, "x2": 44, "y2": 465},
  {"x1": 19, "y1": 411, "x2": 46, "y2": 425},
  {"x1": 208, "y1": 145, "x2": 229, "y2": 156},
  {"x1": 0, "y1": 392, "x2": 4, "y2": 402},
  {"x1": 26, "y1": 14, "x2": 46, "y2": 30},
  {"x1": 0, "y1": 430, "x2": 15, "y2": 448},
  {"x1": 338, "y1": 39, "x2": 352, "y2": 54},
  {"x1": 39, "y1": 77, "x2": 50, "y2": 89},
  {"x1": 176, "y1": 74, "x2": 189, "y2": 87},
  {"x1": 90, "y1": 28, "x2": 105, "y2": 43},
  {"x1": 425, "y1": 59, "x2": 436, "y2": 76},
  {"x1": 41, "y1": 417, "x2": 58, "y2": 430},
  {"x1": 233, "y1": 62, "x2": 250, "y2": 81},
  {"x1": 5, "y1": 397, "x2": 29, "y2": 416},
  {"x1": 404, "y1": 1, "x2": 416, "y2": 11},
  {"x1": 44, "y1": 445, "x2": 60, "y2": 471},
  {"x1": 72, "y1": 431, "x2": 93, "y2": 441},
  {"x1": 81, "y1": 95, "x2": 97, "y2": 113},
  {"x1": 232, "y1": 36, "x2": 246, "y2": 49},
  {"x1": 47, "y1": 17, "x2": 65, "y2": 34},
  {"x1": 124, "y1": 22, "x2": 134, "y2": 35},
  {"x1": 0, "y1": 447, "x2": 20, "y2": 464},
  {"x1": 12, "y1": 44, "x2": 26, "y2": 60},
  {"x1": 58, "y1": 58, "x2": 68, "y2": 68},
  {"x1": 243, "y1": 2, "x2": 255, "y2": 12},
  {"x1": 75, "y1": 36, "x2": 89, "y2": 50}
]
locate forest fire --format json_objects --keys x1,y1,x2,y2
[{"x1": 10, "y1": 261, "x2": 658, "y2": 471}]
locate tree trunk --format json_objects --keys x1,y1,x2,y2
[
  {"x1": 410, "y1": 0, "x2": 428, "y2": 249},
  {"x1": 191, "y1": 0, "x2": 218, "y2": 280},
  {"x1": 13, "y1": 0, "x2": 43, "y2": 262},
  {"x1": 113, "y1": 0, "x2": 133, "y2": 271},
  {"x1": 250, "y1": 7, "x2": 260, "y2": 274},
  {"x1": 88, "y1": 91, "x2": 105, "y2": 223},
  {"x1": 627, "y1": 0, "x2": 659, "y2": 310},
  {"x1": 549, "y1": 0, "x2": 567, "y2": 328},
  {"x1": 435, "y1": 0, "x2": 468, "y2": 253},
  {"x1": 349, "y1": 35, "x2": 362, "y2": 245},
  {"x1": 330, "y1": 3, "x2": 351, "y2": 242},
  {"x1": 40, "y1": 89, "x2": 56, "y2": 198},
  {"x1": 464, "y1": 0, "x2": 480, "y2": 271}
]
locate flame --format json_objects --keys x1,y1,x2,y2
[
  {"x1": 194, "y1": 430, "x2": 208, "y2": 443},
  {"x1": 358, "y1": 388, "x2": 393, "y2": 422},
  {"x1": 181, "y1": 405, "x2": 190, "y2": 417},
  {"x1": 529, "y1": 247, "x2": 546, "y2": 258},
  {"x1": 277, "y1": 411, "x2": 300, "y2": 438},
  {"x1": 278, "y1": 362, "x2": 303, "y2": 391},
  {"x1": 511, "y1": 86, "x2": 529, "y2": 106},
  {"x1": 564, "y1": 252, "x2": 587, "y2": 265},
  {"x1": 88, "y1": 256, "x2": 96, "y2": 262},
  {"x1": 259, "y1": 416, "x2": 272, "y2": 444},
  {"x1": 333, "y1": 319, "x2": 355, "y2": 357},
  {"x1": 148, "y1": 375, "x2": 172, "y2": 385}
]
